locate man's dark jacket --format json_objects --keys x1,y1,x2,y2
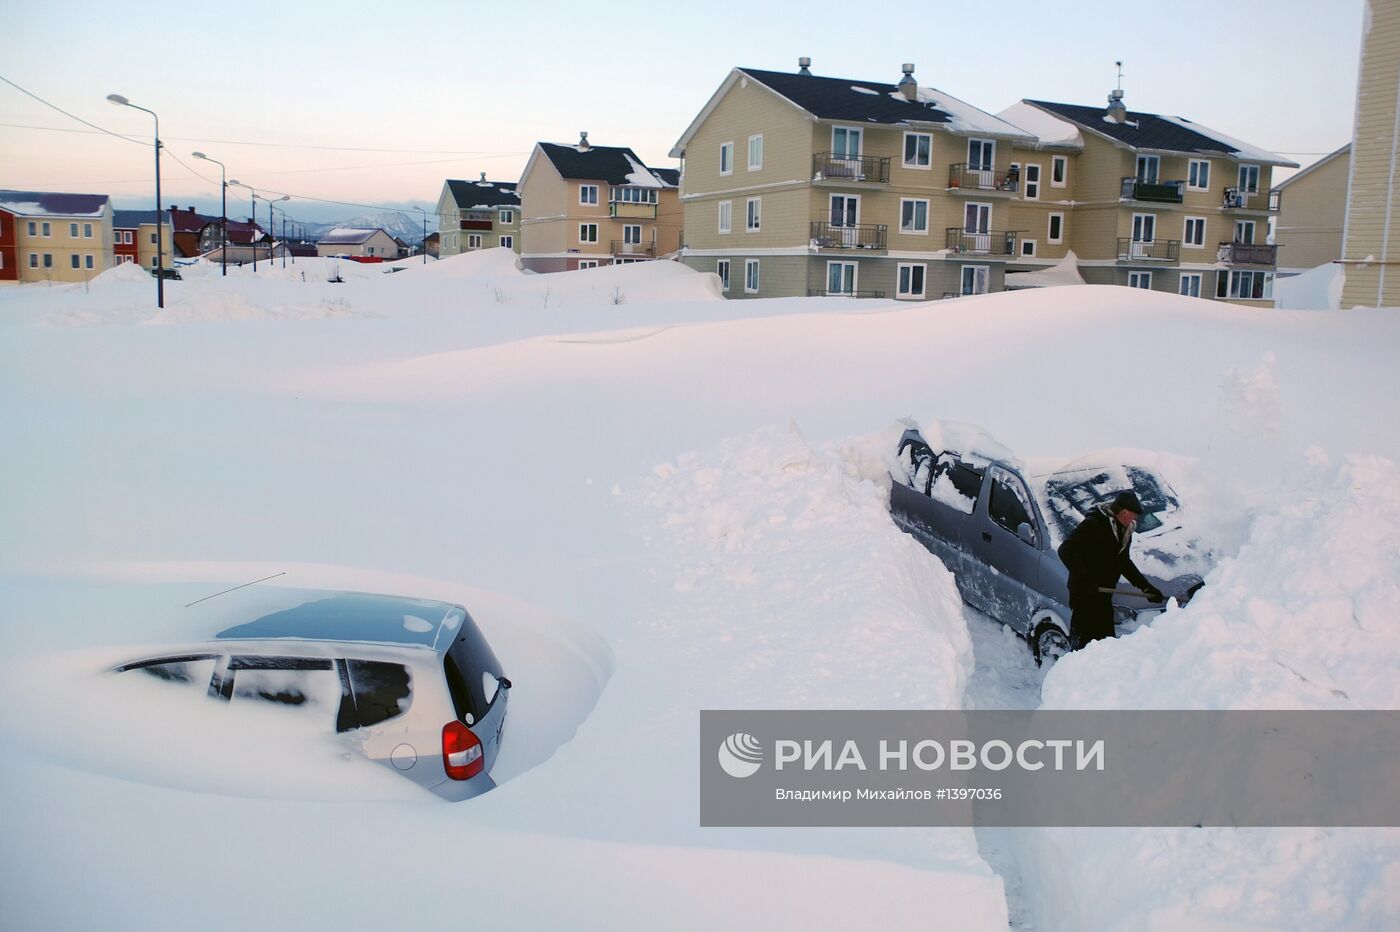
[{"x1": 1057, "y1": 507, "x2": 1154, "y2": 603}]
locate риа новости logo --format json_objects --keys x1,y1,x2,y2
[{"x1": 718, "y1": 732, "x2": 763, "y2": 778}]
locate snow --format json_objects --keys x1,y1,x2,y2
[
  {"x1": 1276, "y1": 262, "x2": 1345, "y2": 309},
  {"x1": 623, "y1": 152, "x2": 666, "y2": 188},
  {"x1": 2, "y1": 261, "x2": 1400, "y2": 929},
  {"x1": 1160, "y1": 114, "x2": 1299, "y2": 167},
  {"x1": 894, "y1": 87, "x2": 1036, "y2": 139},
  {"x1": 850, "y1": 85, "x2": 879, "y2": 95},
  {"x1": 997, "y1": 101, "x2": 1085, "y2": 149},
  {"x1": 1004, "y1": 251, "x2": 1088, "y2": 289}
]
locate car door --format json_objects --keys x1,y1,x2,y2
[
  {"x1": 890, "y1": 440, "x2": 980, "y2": 589},
  {"x1": 963, "y1": 464, "x2": 1044, "y2": 631}
]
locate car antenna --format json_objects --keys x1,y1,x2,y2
[{"x1": 184, "y1": 571, "x2": 287, "y2": 607}]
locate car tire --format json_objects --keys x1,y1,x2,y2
[{"x1": 1032, "y1": 621, "x2": 1071, "y2": 668}]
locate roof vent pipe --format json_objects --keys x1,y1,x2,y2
[
  {"x1": 898, "y1": 63, "x2": 917, "y2": 100},
  {"x1": 480, "y1": 171, "x2": 487, "y2": 182},
  {"x1": 578, "y1": 131, "x2": 590, "y2": 151},
  {"x1": 1106, "y1": 60, "x2": 1128, "y2": 123},
  {"x1": 798, "y1": 56, "x2": 812, "y2": 75}
]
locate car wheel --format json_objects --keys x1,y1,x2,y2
[{"x1": 1032, "y1": 622, "x2": 1071, "y2": 668}]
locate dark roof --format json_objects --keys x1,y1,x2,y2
[
  {"x1": 651, "y1": 168, "x2": 680, "y2": 187},
  {"x1": 113, "y1": 209, "x2": 167, "y2": 228},
  {"x1": 445, "y1": 179, "x2": 521, "y2": 209},
  {"x1": 0, "y1": 190, "x2": 109, "y2": 217},
  {"x1": 169, "y1": 206, "x2": 218, "y2": 234},
  {"x1": 537, "y1": 143, "x2": 673, "y2": 187},
  {"x1": 224, "y1": 220, "x2": 267, "y2": 244},
  {"x1": 1026, "y1": 100, "x2": 1248, "y2": 157},
  {"x1": 737, "y1": 68, "x2": 954, "y2": 126}
]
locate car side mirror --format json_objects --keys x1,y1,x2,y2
[
  {"x1": 498, "y1": 676, "x2": 513, "y2": 690},
  {"x1": 1016, "y1": 522, "x2": 1036, "y2": 546}
]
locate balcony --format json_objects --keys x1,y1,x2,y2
[
  {"x1": 459, "y1": 210, "x2": 494, "y2": 231},
  {"x1": 813, "y1": 152, "x2": 891, "y2": 184},
  {"x1": 945, "y1": 228, "x2": 1018, "y2": 255},
  {"x1": 1217, "y1": 241, "x2": 1277, "y2": 265},
  {"x1": 611, "y1": 240, "x2": 656, "y2": 258},
  {"x1": 1121, "y1": 177, "x2": 1185, "y2": 204},
  {"x1": 1116, "y1": 238, "x2": 1181, "y2": 261},
  {"x1": 1222, "y1": 187, "x2": 1280, "y2": 211},
  {"x1": 948, "y1": 163, "x2": 1019, "y2": 193},
  {"x1": 610, "y1": 201, "x2": 657, "y2": 219},
  {"x1": 807, "y1": 289, "x2": 887, "y2": 299},
  {"x1": 810, "y1": 221, "x2": 887, "y2": 250}
]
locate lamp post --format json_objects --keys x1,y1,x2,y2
[
  {"x1": 266, "y1": 195, "x2": 289, "y2": 268},
  {"x1": 409, "y1": 206, "x2": 430, "y2": 264},
  {"x1": 229, "y1": 180, "x2": 257, "y2": 270},
  {"x1": 191, "y1": 151, "x2": 227, "y2": 276},
  {"x1": 107, "y1": 93, "x2": 164, "y2": 307}
]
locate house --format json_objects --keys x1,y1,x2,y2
[
  {"x1": 518, "y1": 134, "x2": 681, "y2": 272},
  {"x1": 0, "y1": 190, "x2": 113, "y2": 284},
  {"x1": 197, "y1": 218, "x2": 271, "y2": 263},
  {"x1": 998, "y1": 95, "x2": 1297, "y2": 306},
  {"x1": 423, "y1": 231, "x2": 440, "y2": 258},
  {"x1": 169, "y1": 205, "x2": 220, "y2": 258},
  {"x1": 1341, "y1": 1, "x2": 1400, "y2": 307},
  {"x1": 670, "y1": 62, "x2": 1036, "y2": 299},
  {"x1": 315, "y1": 227, "x2": 398, "y2": 259},
  {"x1": 437, "y1": 174, "x2": 521, "y2": 257},
  {"x1": 112, "y1": 209, "x2": 174, "y2": 271},
  {"x1": 393, "y1": 236, "x2": 410, "y2": 259},
  {"x1": 1271, "y1": 144, "x2": 1349, "y2": 276}
]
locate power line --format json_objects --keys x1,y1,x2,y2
[{"x1": 0, "y1": 74, "x2": 145, "y2": 146}]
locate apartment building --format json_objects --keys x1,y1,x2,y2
[
  {"x1": 1272, "y1": 144, "x2": 1349, "y2": 275},
  {"x1": 670, "y1": 62, "x2": 1036, "y2": 299},
  {"x1": 518, "y1": 134, "x2": 681, "y2": 273},
  {"x1": 112, "y1": 209, "x2": 174, "y2": 271},
  {"x1": 999, "y1": 97, "x2": 1296, "y2": 305},
  {"x1": 437, "y1": 174, "x2": 521, "y2": 257},
  {"x1": 0, "y1": 190, "x2": 113, "y2": 284}
]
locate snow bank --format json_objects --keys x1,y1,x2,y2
[{"x1": 1275, "y1": 263, "x2": 1345, "y2": 310}]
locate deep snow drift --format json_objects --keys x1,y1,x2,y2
[{"x1": 1, "y1": 251, "x2": 1397, "y2": 930}]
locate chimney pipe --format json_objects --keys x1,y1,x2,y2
[
  {"x1": 798, "y1": 56, "x2": 812, "y2": 75},
  {"x1": 480, "y1": 171, "x2": 487, "y2": 182},
  {"x1": 578, "y1": 131, "x2": 590, "y2": 150},
  {"x1": 898, "y1": 63, "x2": 917, "y2": 100}
]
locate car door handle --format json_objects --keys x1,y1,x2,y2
[{"x1": 981, "y1": 532, "x2": 992, "y2": 542}]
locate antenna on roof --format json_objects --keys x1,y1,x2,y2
[
  {"x1": 578, "y1": 131, "x2": 590, "y2": 151},
  {"x1": 898, "y1": 62, "x2": 917, "y2": 100},
  {"x1": 1106, "y1": 60, "x2": 1127, "y2": 123},
  {"x1": 798, "y1": 56, "x2": 812, "y2": 75},
  {"x1": 184, "y1": 572, "x2": 287, "y2": 608}
]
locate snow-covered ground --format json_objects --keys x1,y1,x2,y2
[{"x1": 1, "y1": 251, "x2": 1397, "y2": 930}]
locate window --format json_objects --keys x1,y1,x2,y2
[
  {"x1": 1179, "y1": 273, "x2": 1203, "y2": 298},
  {"x1": 579, "y1": 223, "x2": 598, "y2": 243},
  {"x1": 830, "y1": 194, "x2": 858, "y2": 227},
  {"x1": 339, "y1": 660, "x2": 412, "y2": 731},
  {"x1": 716, "y1": 259, "x2": 730, "y2": 292},
  {"x1": 903, "y1": 132, "x2": 932, "y2": 169},
  {"x1": 961, "y1": 265, "x2": 989, "y2": 295},
  {"x1": 1048, "y1": 212, "x2": 1064, "y2": 244},
  {"x1": 899, "y1": 198, "x2": 929, "y2": 234},
  {"x1": 150, "y1": 232, "x2": 158, "y2": 245},
  {"x1": 611, "y1": 187, "x2": 658, "y2": 204},
  {"x1": 70, "y1": 222, "x2": 79, "y2": 237},
  {"x1": 578, "y1": 259, "x2": 600, "y2": 269},
  {"x1": 150, "y1": 256, "x2": 157, "y2": 268},
  {"x1": 897, "y1": 263, "x2": 926, "y2": 299},
  {"x1": 467, "y1": 233, "x2": 483, "y2": 248},
  {"x1": 1238, "y1": 164, "x2": 1260, "y2": 193},
  {"x1": 720, "y1": 141, "x2": 734, "y2": 175},
  {"x1": 579, "y1": 184, "x2": 599, "y2": 205},
  {"x1": 1136, "y1": 155, "x2": 1159, "y2": 183},
  {"x1": 498, "y1": 235, "x2": 513, "y2": 249},
  {"x1": 43, "y1": 253, "x2": 53, "y2": 268},
  {"x1": 989, "y1": 466, "x2": 1037, "y2": 544},
  {"x1": 1024, "y1": 164, "x2": 1041, "y2": 200},
  {"x1": 826, "y1": 260, "x2": 857, "y2": 295},
  {"x1": 85, "y1": 255, "x2": 95, "y2": 270},
  {"x1": 27, "y1": 221, "x2": 36, "y2": 236},
  {"x1": 718, "y1": 200, "x2": 732, "y2": 234},
  {"x1": 1051, "y1": 155, "x2": 1067, "y2": 187},
  {"x1": 1021, "y1": 240, "x2": 1037, "y2": 258},
  {"x1": 1132, "y1": 213, "x2": 1156, "y2": 245},
  {"x1": 1234, "y1": 220, "x2": 1256, "y2": 244},
  {"x1": 1188, "y1": 160, "x2": 1211, "y2": 191},
  {"x1": 1128, "y1": 270, "x2": 1152, "y2": 289},
  {"x1": 747, "y1": 134, "x2": 763, "y2": 171},
  {"x1": 623, "y1": 224, "x2": 642, "y2": 244},
  {"x1": 1183, "y1": 216, "x2": 1206, "y2": 248},
  {"x1": 1217, "y1": 269, "x2": 1274, "y2": 300},
  {"x1": 70, "y1": 254, "x2": 80, "y2": 269},
  {"x1": 746, "y1": 197, "x2": 761, "y2": 232},
  {"x1": 744, "y1": 258, "x2": 760, "y2": 293},
  {"x1": 41, "y1": 222, "x2": 51, "y2": 237},
  {"x1": 832, "y1": 126, "x2": 862, "y2": 158},
  {"x1": 967, "y1": 138, "x2": 994, "y2": 170},
  {"x1": 499, "y1": 210, "x2": 513, "y2": 224}
]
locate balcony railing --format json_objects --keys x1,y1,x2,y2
[
  {"x1": 948, "y1": 163, "x2": 1019, "y2": 193},
  {"x1": 810, "y1": 221, "x2": 888, "y2": 250},
  {"x1": 459, "y1": 210, "x2": 495, "y2": 231},
  {"x1": 1217, "y1": 241, "x2": 1277, "y2": 265},
  {"x1": 807, "y1": 289, "x2": 887, "y2": 299},
  {"x1": 945, "y1": 228, "x2": 1018, "y2": 255},
  {"x1": 813, "y1": 152, "x2": 891, "y2": 183},
  {"x1": 1223, "y1": 187, "x2": 1279, "y2": 211},
  {"x1": 611, "y1": 240, "x2": 656, "y2": 258},
  {"x1": 1121, "y1": 177, "x2": 1186, "y2": 203},
  {"x1": 1116, "y1": 238, "x2": 1181, "y2": 261}
]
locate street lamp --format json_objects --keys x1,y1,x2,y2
[
  {"x1": 265, "y1": 195, "x2": 289, "y2": 267},
  {"x1": 191, "y1": 151, "x2": 228, "y2": 276},
  {"x1": 107, "y1": 93, "x2": 165, "y2": 307},
  {"x1": 229, "y1": 183, "x2": 287, "y2": 271}
]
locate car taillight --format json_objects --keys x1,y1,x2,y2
[{"x1": 442, "y1": 720, "x2": 484, "y2": 780}]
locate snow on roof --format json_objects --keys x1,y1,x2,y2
[
  {"x1": 1004, "y1": 251, "x2": 1088, "y2": 289},
  {"x1": 1157, "y1": 114, "x2": 1298, "y2": 167},
  {"x1": 317, "y1": 227, "x2": 388, "y2": 245},
  {"x1": 623, "y1": 153, "x2": 665, "y2": 188},
  {"x1": 901, "y1": 87, "x2": 1035, "y2": 139},
  {"x1": 997, "y1": 101, "x2": 1084, "y2": 149},
  {"x1": 0, "y1": 189, "x2": 110, "y2": 218}
]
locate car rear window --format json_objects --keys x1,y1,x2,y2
[{"x1": 442, "y1": 609, "x2": 504, "y2": 726}]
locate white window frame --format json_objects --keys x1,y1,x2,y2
[
  {"x1": 1183, "y1": 216, "x2": 1207, "y2": 249},
  {"x1": 896, "y1": 262, "x2": 927, "y2": 299},
  {"x1": 961, "y1": 264, "x2": 990, "y2": 295},
  {"x1": 825, "y1": 260, "x2": 858, "y2": 295},
  {"x1": 899, "y1": 197, "x2": 930, "y2": 235},
  {"x1": 1020, "y1": 239, "x2": 1037, "y2": 258},
  {"x1": 147, "y1": 256, "x2": 156, "y2": 268},
  {"x1": 70, "y1": 222, "x2": 79, "y2": 238},
  {"x1": 578, "y1": 223, "x2": 598, "y2": 244},
  {"x1": 831, "y1": 126, "x2": 863, "y2": 158},
  {"x1": 718, "y1": 200, "x2": 732, "y2": 235},
  {"x1": 623, "y1": 224, "x2": 642, "y2": 245},
  {"x1": 70, "y1": 253, "x2": 80, "y2": 269},
  {"x1": 498, "y1": 234, "x2": 513, "y2": 249},
  {"x1": 967, "y1": 138, "x2": 995, "y2": 170},
  {"x1": 41, "y1": 222, "x2": 51, "y2": 237},
  {"x1": 716, "y1": 258, "x2": 730, "y2": 293},
  {"x1": 1023, "y1": 163, "x2": 1041, "y2": 201},
  {"x1": 1132, "y1": 213, "x2": 1157, "y2": 243},
  {"x1": 85, "y1": 254, "x2": 94, "y2": 269},
  {"x1": 27, "y1": 221, "x2": 36, "y2": 236},
  {"x1": 744, "y1": 258, "x2": 760, "y2": 294},
  {"x1": 579, "y1": 184, "x2": 599, "y2": 206},
  {"x1": 1179, "y1": 273, "x2": 1203, "y2": 297},
  {"x1": 719, "y1": 141, "x2": 734, "y2": 176},
  {"x1": 902, "y1": 131, "x2": 933, "y2": 169},
  {"x1": 498, "y1": 210, "x2": 513, "y2": 224},
  {"x1": 84, "y1": 223, "x2": 93, "y2": 238},
  {"x1": 467, "y1": 233, "x2": 483, "y2": 248},
  {"x1": 28, "y1": 252, "x2": 38, "y2": 268},
  {"x1": 745, "y1": 197, "x2": 761, "y2": 233},
  {"x1": 1051, "y1": 155, "x2": 1067, "y2": 187},
  {"x1": 1047, "y1": 212, "x2": 1065, "y2": 245},
  {"x1": 577, "y1": 259, "x2": 600, "y2": 270},
  {"x1": 747, "y1": 134, "x2": 763, "y2": 171},
  {"x1": 1235, "y1": 220, "x2": 1256, "y2": 244},
  {"x1": 1187, "y1": 159, "x2": 1211, "y2": 191},
  {"x1": 1238, "y1": 164, "x2": 1260, "y2": 194},
  {"x1": 829, "y1": 193, "x2": 860, "y2": 228},
  {"x1": 1136, "y1": 154, "x2": 1160, "y2": 183},
  {"x1": 1128, "y1": 270, "x2": 1153, "y2": 289}
]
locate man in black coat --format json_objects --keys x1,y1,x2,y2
[{"x1": 1057, "y1": 491, "x2": 1165, "y2": 649}]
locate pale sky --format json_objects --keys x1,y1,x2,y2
[{"x1": 0, "y1": 0, "x2": 1365, "y2": 224}]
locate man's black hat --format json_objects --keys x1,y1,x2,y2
[{"x1": 1111, "y1": 490, "x2": 1144, "y2": 515}]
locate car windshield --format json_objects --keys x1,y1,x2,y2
[{"x1": 1042, "y1": 465, "x2": 1179, "y2": 542}]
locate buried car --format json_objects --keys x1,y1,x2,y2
[
  {"x1": 889, "y1": 425, "x2": 1209, "y2": 664},
  {"x1": 114, "y1": 587, "x2": 510, "y2": 800}
]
